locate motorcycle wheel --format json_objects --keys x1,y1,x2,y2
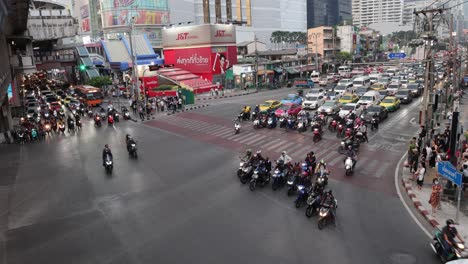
[
  {"x1": 295, "y1": 199, "x2": 301, "y2": 208},
  {"x1": 249, "y1": 180, "x2": 256, "y2": 191},
  {"x1": 318, "y1": 218, "x2": 325, "y2": 230},
  {"x1": 272, "y1": 181, "x2": 278, "y2": 191},
  {"x1": 240, "y1": 176, "x2": 248, "y2": 184},
  {"x1": 305, "y1": 206, "x2": 315, "y2": 218},
  {"x1": 338, "y1": 146, "x2": 345, "y2": 154},
  {"x1": 345, "y1": 169, "x2": 351, "y2": 176},
  {"x1": 237, "y1": 170, "x2": 243, "y2": 178},
  {"x1": 287, "y1": 187, "x2": 294, "y2": 196}
]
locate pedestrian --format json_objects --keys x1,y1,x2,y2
[
  {"x1": 428, "y1": 178, "x2": 442, "y2": 216},
  {"x1": 414, "y1": 161, "x2": 426, "y2": 191},
  {"x1": 151, "y1": 100, "x2": 156, "y2": 115},
  {"x1": 178, "y1": 97, "x2": 182, "y2": 109},
  {"x1": 160, "y1": 100, "x2": 165, "y2": 112},
  {"x1": 410, "y1": 149, "x2": 419, "y2": 173},
  {"x1": 407, "y1": 138, "x2": 417, "y2": 166},
  {"x1": 138, "y1": 105, "x2": 145, "y2": 121}
]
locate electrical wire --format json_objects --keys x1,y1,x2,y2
[
  {"x1": 435, "y1": 0, "x2": 451, "y2": 9},
  {"x1": 424, "y1": 0, "x2": 443, "y2": 10}
]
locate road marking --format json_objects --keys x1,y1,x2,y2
[
  {"x1": 354, "y1": 157, "x2": 369, "y2": 170},
  {"x1": 238, "y1": 134, "x2": 264, "y2": 144},
  {"x1": 276, "y1": 141, "x2": 296, "y2": 152},
  {"x1": 319, "y1": 150, "x2": 337, "y2": 162},
  {"x1": 261, "y1": 138, "x2": 282, "y2": 149},
  {"x1": 362, "y1": 159, "x2": 379, "y2": 174},
  {"x1": 205, "y1": 126, "x2": 227, "y2": 134},
  {"x1": 287, "y1": 143, "x2": 306, "y2": 155},
  {"x1": 241, "y1": 135, "x2": 267, "y2": 145},
  {"x1": 225, "y1": 132, "x2": 247, "y2": 140},
  {"x1": 266, "y1": 139, "x2": 289, "y2": 151},
  {"x1": 211, "y1": 128, "x2": 232, "y2": 136},
  {"x1": 375, "y1": 161, "x2": 390, "y2": 178},
  {"x1": 394, "y1": 153, "x2": 432, "y2": 238},
  {"x1": 231, "y1": 133, "x2": 255, "y2": 142},
  {"x1": 248, "y1": 137, "x2": 271, "y2": 147},
  {"x1": 290, "y1": 146, "x2": 309, "y2": 157},
  {"x1": 328, "y1": 154, "x2": 344, "y2": 166}
]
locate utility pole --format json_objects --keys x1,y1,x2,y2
[
  {"x1": 447, "y1": 14, "x2": 454, "y2": 114},
  {"x1": 128, "y1": 17, "x2": 138, "y2": 103},
  {"x1": 254, "y1": 34, "x2": 259, "y2": 91}
]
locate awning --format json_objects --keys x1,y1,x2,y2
[
  {"x1": 286, "y1": 68, "x2": 299, "y2": 74},
  {"x1": 257, "y1": 70, "x2": 275, "y2": 75},
  {"x1": 274, "y1": 68, "x2": 284, "y2": 73}
]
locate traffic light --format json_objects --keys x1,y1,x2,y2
[{"x1": 79, "y1": 64, "x2": 86, "y2": 71}]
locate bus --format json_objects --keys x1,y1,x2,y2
[{"x1": 74, "y1": 85, "x2": 104, "y2": 107}]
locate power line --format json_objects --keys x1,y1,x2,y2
[
  {"x1": 435, "y1": 0, "x2": 451, "y2": 9},
  {"x1": 424, "y1": 0, "x2": 443, "y2": 10}
]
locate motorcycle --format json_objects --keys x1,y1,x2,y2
[
  {"x1": 18, "y1": 131, "x2": 25, "y2": 144},
  {"x1": 294, "y1": 185, "x2": 310, "y2": 208},
  {"x1": 31, "y1": 129, "x2": 38, "y2": 141},
  {"x1": 234, "y1": 122, "x2": 241, "y2": 134},
  {"x1": 305, "y1": 190, "x2": 322, "y2": 217},
  {"x1": 297, "y1": 117, "x2": 306, "y2": 133},
  {"x1": 344, "y1": 156, "x2": 355, "y2": 176},
  {"x1": 239, "y1": 161, "x2": 254, "y2": 184},
  {"x1": 68, "y1": 120, "x2": 75, "y2": 133},
  {"x1": 104, "y1": 154, "x2": 113, "y2": 173},
  {"x1": 370, "y1": 118, "x2": 378, "y2": 131},
  {"x1": 88, "y1": 110, "x2": 94, "y2": 118},
  {"x1": 317, "y1": 205, "x2": 335, "y2": 230},
  {"x1": 113, "y1": 112, "x2": 120, "y2": 122},
  {"x1": 431, "y1": 230, "x2": 467, "y2": 262},
  {"x1": 345, "y1": 127, "x2": 353, "y2": 138},
  {"x1": 43, "y1": 112, "x2": 50, "y2": 120},
  {"x1": 59, "y1": 110, "x2": 65, "y2": 119},
  {"x1": 336, "y1": 124, "x2": 344, "y2": 138},
  {"x1": 108, "y1": 115, "x2": 114, "y2": 125},
  {"x1": 249, "y1": 161, "x2": 271, "y2": 191},
  {"x1": 285, "y1": 117, "x2": 296, "y2": 131},
  {"x1": 286, "y1": 173, "x2": 300, "y2": 196},
  {"x1": 355, "y1": 131, "x2": 366, "y2": 143},
  {"x1": 313, "y1": 128, "x2": 322, "y2": 142},
  {"x1": 260, "y1": 115, "x2": 269, "y2": 128},
  {"x1": 94, "y1": 116, "x2": 102, "y2": 127},
  {"x1": 272, "y1": 161, "x2": 288, "y2": 191},
  {"x1": 267, "y1": 117, "x2": 276, "y2": 129},
  {"x1": 279, "y1": 116, "x2": 287, "y2": 128},
  {"x1": 251, "y1": 111, "x2": 257, "y2": 121},
  {"x1": 76, "y1": 119, "x2": 82, "y2": 129},
  {"x1": 44, "y1": 123, "x2": 52, "y2": 136},
  {"x1": 128, "y1": 142, "x2": 137, "y2": 158},
  {"x1": 328, "y1": 119, "x2": 337, "y2": 132},
  {"x1": 253, "y1": 118, "x2": 261, "y2": 129},
  {"x1": 338, "y1": 139, "x2": 360, "y2": 154},
  {"x1": 58, "y1": 123, "x2": 65, "y2": 134}
]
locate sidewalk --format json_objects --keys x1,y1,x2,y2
[
  {"x1": 401, "y1": 166, "x2": 468, "y2": 240},
  {"x1": 195, "y1": 88, "x2": 258, "y2": 100}
]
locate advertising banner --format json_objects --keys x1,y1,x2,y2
[
  {"x1": 100, "y1": 0, "x2": 169, "y2": 28},
  {"x1": 140, "y1": 76, "x2": 158, "y2": 89},
  {"x1": 162, "y1": 24, "x2": 236, "y2": 48},
  {"x1": 80, "y1": 4, "x2": 89, "y2": 18},
  {"x1": 82, "y1": 18, "x2": 90, "y2": 32}
]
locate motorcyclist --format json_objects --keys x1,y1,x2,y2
[
  {"x1": 442, "y1": 219, "x2": 465, "y2": 256},
  {"x1": 67, "y1": 115, "x2": 74, "y2": 130},
  {"x1": 251, "y1": 150, "x2": 265, "y2": 165},
  {"x1": 357, "y1": 123, "x2": 368, "y2": 142},
  {"x1": 254, "y1": 105, "x2": 260, "y2": 114},
  {"x1": 371, "y1": 113, "x2": 379, "y2": 129},
  {"x1": 242, "y1": 105, "x2": 251, "y2": 120},
  {"x1": 102, "y1": 144, "x2": 113, "y2": 166},
  {"x1": 315, "y1": 159, "x2": 329, "y2": 176},
  {"x1": 305, "y1": 151, "x2": 317, "y2": 173},
  {"x1": 125, "y1": 134, "x2": 136, "y2": 152},
  {"x1": 320, "y1": 190, "x2": 337, "y2": 222},
  {"x1": 344, "y1": 145, "x2": 357, "y2": 168},
  {"x1": 242, "y1": 149, "x2": 253, "y2": 163}
]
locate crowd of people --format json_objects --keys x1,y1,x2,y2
[{"x1": 130, "y1": 95, "x2": 183, "y2": 120}]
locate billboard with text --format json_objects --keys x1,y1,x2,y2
[
  {"x1": 100, "y1": 0, "x2": 169, "y2": 28},
  {"x1": 162, "y1": 24, "x2": 236, "y2": 48}
]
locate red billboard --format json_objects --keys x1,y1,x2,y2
[
  {"x1": 82, "y1": 18, "x2": 90, "y2": 32},
  {"x1": 140, "y1": 76, "x2": 158, "y2": 89}
]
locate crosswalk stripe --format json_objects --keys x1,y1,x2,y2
[
  {"x1": 314, "y1": 148, "x2": 329, "y2": 159},
  {"x1": 362, "y1": 160, "x2": 379, "y2": 174},
  {"x1": 320, "y1": 150, "x2": 337, "y2": 163},
  {"x1": 290, "y1": 146, "x2": 310, "y2": 158},
  {"x1": 232, "y1": 133, "x2": 255, "y2": 142},
  {"x1": 240, "y1": 135, "x2": 267, "y2": 145},
  {"x1": 275, "y1": 141, "x2": 296, "y2": 152},
  {"x1": 206, "y1": 126, "x2": 227, "y2": 134},
  {"x1": 224, "y1": 132, "x2": 245, "y2": 140},
  {"x1": 187, "y1": 123, "x2": 209, "y2": 130},
  {"x1": 212, "y1": 128, "x2": 232, "y2": 136},
  {"x1": 217, "y1": 130, "x2": 236, "y2": 138},
  {"x1": 261, "y1": 138, "x2": 282, "y2": 149},
  {"x1": 328, "y1": 154, "x2": 344, "y2": 166},
  {"x1": 287, "y1": 144, "x2": 306, "y2": 155},
  {"x1": 266, "y1": 139, "x2": 289, "y2": 151},
  {"x1": 374, "y1": 161, "x2": 390, "y2": 178},
  {"x1": 251, "y1": 137, "x2": 273, "y2": 147}
]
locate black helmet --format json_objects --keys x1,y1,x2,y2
[
  {"x1": 446, "y1": 219, "x2": 455, "y2": 226},
  {"x1": 105, "y1": 144, "x2": 109, "y2": 148},
  {"x1": 327, "y1": 190, "x2": 333, "y2": 195},
  {"x1": 246, "y1": 149, "x2": 252, "y2": 155}
]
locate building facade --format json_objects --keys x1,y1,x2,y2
[
  {"x1": 402, "y1": 0, "x2": 428, "y2": 25},
  {"x1": 336, "y1": 25, "x2": 356, "y2": 53},
  {"x1": 307, "y1": 0, "x2": 351, "y2": 28},
  {"x1": 308, "y1": 26, "x2": 340, "y2": 62},
  {"x1": 352, "y1": 0, "x2": 403, "y2": 27},
  {"x1": 169, "y1": 0, "x2": 307, "y2": 47}
]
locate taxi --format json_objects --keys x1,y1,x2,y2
[
  {"x1": 379, "y1": 96, "x2": 401, "y2": 112},
  {"x1": 338, "y1": 93, "x2": 359, "y2": 104},
  {"x1": 259, "y1": 100, "x2": 282, "y2": 112},
  {"x1": 370, "y1": 83, "x2": 385, "y2": 90}
]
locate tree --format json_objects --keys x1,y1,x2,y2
[
  {"x1": 87, "y1": 76, "x2": 112, "y2": 88},
  {"x1": 336, "y1": 51, "x2": 353, "y2": 62}
]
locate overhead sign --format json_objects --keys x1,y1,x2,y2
[
  {"x1": 437, "y1": 161, "x2": 462, "y2": 186},
  {"x1": 162, "y1": 24, "x2": 236, "y2": 48},
  {"x1": 388, "y1": 53, "x2": 406, "y2": 59}
]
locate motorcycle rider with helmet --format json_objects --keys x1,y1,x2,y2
[
  {"x1": 242, "y1": 149, "x2": 253, "y2": 163},
  {"x1": 315, "y1": 159, "x2": 329, "y2": 175},
  {"x1": 305, "y1": 151, "x2": 317, "y2": 173},
  {"x1": 344, "y1": 145, "x2": 357, "y2": 168},
  {"x1": 242, "y1": 105, "x2": 251, "y2": 120},
  {"x1": 320, "y1": 190, "x2": 337, "y2": 222},
  {"x1": 442, "y1": 219, "x2": 465, "y2": 257},
  {"x1": 102, "y1": 144, "x2": 113, "y2": 166},
  {"x1": 125, "y1": 134, "x2": 136, "y2": 152}
]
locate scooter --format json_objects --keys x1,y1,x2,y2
[
  {"x1": 104, "y1": 154, "x2": 113, "y2": 173},
  {"x1": 234, "y1": 122, "x2": 241, "y2": 134},
  {"x1": 313, "y1": 128, "x2": 322, "y2": 142},
  {"x1": 328, "y1": 119, "x2": 337, "y2": 132},
  {"x1": 294, "y1": 185, "x2": 310, "y2": 208},
  {"x1": 253, "y1": 118, "x2": 261, "y2": 129},
  {"x1": 108, "y1": 115, "x2": 114, "y2": 125},
  {"x1": 58, "y1": 123, "x2": 65, "y2": 134},
  {"x1": 345, "y1": 156, "x2": 354, "y2": 176},
  {"x1": 249, "y1": 161, "x2": 271, "y2": 191},
  {"x1": 95, "y1": 116, "x2": 102, "y2": 127},
  {"x1": 430, "y1": 230, "x2": 467, "y2": 261},
  {"x1": 336, "y1": 124, "x2": 344, "y2": 138},
  {"x1": 297, "y1": 118, "x2": 306, "y2": 133},
  {"x1": 305, "y1": 190, "x2": 322, "y2": 217},
  {"x1": 267, "y1": 117, "x2": 276, "y2": 129},
  {"x1": 279, "y1": 116, "x2": 286, "y2": 128}
]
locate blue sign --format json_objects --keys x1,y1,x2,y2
[
  {"x1": 388, "y1": 53, "x2": 406, "y2": 59},
  {"x1": 437, "y1": 161, "x2": 462, "y2": 186}
]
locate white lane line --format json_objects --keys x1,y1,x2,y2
[
  {"x1": 241, "y1": 135, "x2": 267, "y2": 145},
  {"x1": 204, "y1": 126, "x2": 227, "y2": 134},
  {"x1": 362, "y1": 160, "x2": 379, "y2": 174},
  {"x1": 232, "y1": 133, "x2": 256, "y2": 142},
  {"x1": 375, "y1": 161, "x2": 391, "y2": 178},
  {"x1": 252, "y1": 137, "x2": 276, "y2": 147},
  {"x1": 395, "y1": 153, "x2": 432, "y2": 238},
  {"x1": 274, "y1": 141, "x2": 296, "y2": 152},
  {"x1": 211, "y1": 128, "x2": 232, "y2": 136},
  {"x1": 261, "y1": 138, "x2": 282, "y2": 149},
  {"x1": 266, "y1": 139, "x2": 289, "y2": 151}
]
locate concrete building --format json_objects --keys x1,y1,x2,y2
[
  {"x1": 402, "y1": 0, "x2": 428, "y2": 25},
  {"x1": 336, "y1": 25, "x2": 356, "y2": 53},
  {"x1": 352, "y1": 0, "x2": 403, "y2": 27},
  {"x1": 308, "y1": 26, "x2": 340, "y2": 62},
  {"x1": 307, "y1": 0, "x2": 352, "y2": 28},
  {"x1": 169, "y1": 0, "x2": 307, "y2": 47},
  {"x1": 28, "y1": 0, "x2": 77, "y2": 41}
]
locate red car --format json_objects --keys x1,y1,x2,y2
[
  {"x1": 49, "y1": 102, "x2": 62, "y2": 111},
  {"x1": 274, "y1": 103, "x2": 302, "y2": 117}
]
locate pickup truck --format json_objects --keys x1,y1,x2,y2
[{"x1": 293, "y1": 79, "x2": 315, "y2": 88}]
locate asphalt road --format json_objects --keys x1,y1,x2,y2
[{"x1": 0, "y1": 88, "x2": 440, "y2": 264}]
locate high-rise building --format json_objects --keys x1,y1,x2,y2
[
  {"x1": 307, "y1": 0, "x2": 351, "y2": 28},
  {"x1": 402, "y1": 0, "x2": 428, "y2": 26},
  {"x1": 352, "y1": 0, "x2": 403, "y2": 27},
  {"x1": 169, "y1": 0, "x2": 306, "y2": 47}
]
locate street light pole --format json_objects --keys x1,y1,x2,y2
[{"x1": 128, "y1": 17, "x2": 139, "y2": 104}]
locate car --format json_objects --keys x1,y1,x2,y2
[
  {"x1": 41, "y1": 90, "x2": 53, "y2": 97},
  {"x1": 49, "y1": 101, "x2": 62, "y2": 111},
  {"x1": 259, "y1": 100, "x2": 282, "y2": 112},
  {"x1": 63, "y1": 96, "x2": 74, "y2": 106},
  {"x1": 280, "y1": 94, "x2": 303, "y2": 105},
  {"x1": 395, "y1": 89, "x2": 413, "y2": 104},
  {"x1": 68, "y1": 99, "x2": 81, "y2": 108},
  {"x1": 339, "y1": 93, "x2": 359, "y2": 104},
  {"x1": 319, "y1": 78, "x2": 328, "y2": 86},
  {"x1": 26, "y1": 102, "x2": 40, "y2": 111},
  {"x1": 407, "y1": 83, "x2": 422, "y2": 97},
  {"x1": 337, "y1": 79, "x2": 353, "y2": 87},
  {"x1": 25, "y1": 95, "x2": 37, "y2": 102},
  {"x1": 380, "y1": 77, "x2": 391, "y2": 87},
  {"x1": 302, "y1": 94, "x2": 325, "y2": 110},
  {"x1": 55, "y1": 90, "x2": 65, "y2": 98},
  {"x1": 326, "y1": 74, "x2": 339, "y2": 83},
  {"x1": 26, "y1": 109, "x2": 38, "y2": 119},
  {"x1": 275, "y1": 103, "x2": 302, "y2": 117},
  {"x1": 334, "y1": 85, "x2": 349, "y2": 95},
  {"x1": 45, "y1": 96, "x2": 58, "y2": 104},
  {"x1": 361, "y1": 105, "x2": 388, "y2": 123},
  {"x1": 325, "y1": 90, "x2": 341, "y2": 101},
  {"x1": 377, "y1": 90, "x2": 388, "y2": 101},
  {"x1": 370, "y1": 83, "x2": 385, "y2": 91},
  {"x1": 338, "y1": 103, "x2": 363, "y2": 118},
  {"x1": 318, "y1": 100, "x2": 342, "y2": 115},
  {"x1": 400, "y1": 79, "x2": 408, "y2": 88},
  {"x1": 293, "y1": 78, "x2": 315, "y2": 88},
  {"x1": 354, "y1": 86, "x2": 370, "y2": 97},
  {"x1": 325, "y1": 83, "x2": 336, "y2": 91},
  {"x1": 387, "y1": 82, "x2": 401, "y2": 95},
  {"x1": 379, "y1": 96, "x2": 401, "y2": 112},
  {"x1": 307, "y1": 88, "x2": 325, "y2": 97}
]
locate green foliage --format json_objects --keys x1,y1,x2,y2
[
  {"x1": 389, "y1": 31, "x2": 417, "y2": 47},
  {"x1": 86, "y1": 76, "x2": 112, "y2": 88},
  {"x1": 153, "y1": 85, "x2": 178, "y2": 91},
  {"x1": 336, "y1": 51, "x2": 353, "y2": 62},
  {"x1": 270, "y1": 31, "x2": 307, "y2": 48}
]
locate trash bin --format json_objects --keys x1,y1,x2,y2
[{"x1": 180, "y1": 88, "x2": 194, "y2": 105}]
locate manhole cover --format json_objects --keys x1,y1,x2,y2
[{"x1": 386, "y1": 253, "x2": 417, "y2": 264}]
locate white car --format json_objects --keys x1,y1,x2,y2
[
  {"x1": 387, "y1": 82, "x2": 401, "y2": 95},
  {"x1": 338, "y1": 103, "x2": 363, "y2": 118},
  {"x1": 337, "y1": 79, "x2": 352, "y2": 87},
  {"x1": 302, "y1": 95, "x2": 325, "y2": 110},
  {"x1": 306, "y1": 88, "x2": 325, "y2": 97}
]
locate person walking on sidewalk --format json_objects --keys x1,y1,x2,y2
[
  {"x1": 138, "y1": 105, "x2": 145, "y2": 121},
  {"x1": 409, "y1": 149, "x2": 419, "y2": 173},
  {"x1": 414, "y1": 161, "x2": 426, "y2": 191},
  {"x1": 429, "y1": 178, "x2": 442, "y2": 216}
]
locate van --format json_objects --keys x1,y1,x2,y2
[
  {"x1": 310, "y1": 71, "x2": 320, "y2": 83},
  {"x1": 357, "y1": 90, "x2": 381, "y2": 108},
  {"x1": 352, "y1": 76, "x2": 371, "y2": 88},
  {"x1": 338, "y1": 66, "x2": 351, "y2": 76},
  {"x1": 369, "y1": 73, "x2": 381, "y2": 84}
]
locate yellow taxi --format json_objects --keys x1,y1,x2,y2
[
  {"x1": 339, "y1": 93, "x2": 359, "y2": 104},
  {"x1": 259, "y1": 100, "x2": 282, "y2": 112},
  {"x1": 63, "y1": 96, "x2": 73, "y2": 105},
  {"x1": 379, "y1": 96, "x2": 401, "y2": 112},
  {"x1": 370, "y1": 83, "x2": 385, "y2": 90}
]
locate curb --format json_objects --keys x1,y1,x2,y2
[
  {"x1": 198, "y1": 91, "x2": 258, "y2": 100},
  {"x1": 166, "y1": 104, "x2": 210, "y2": 116},
  {"x1": 401, "y1": 178, "x2": 443, "y2": 230}
]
